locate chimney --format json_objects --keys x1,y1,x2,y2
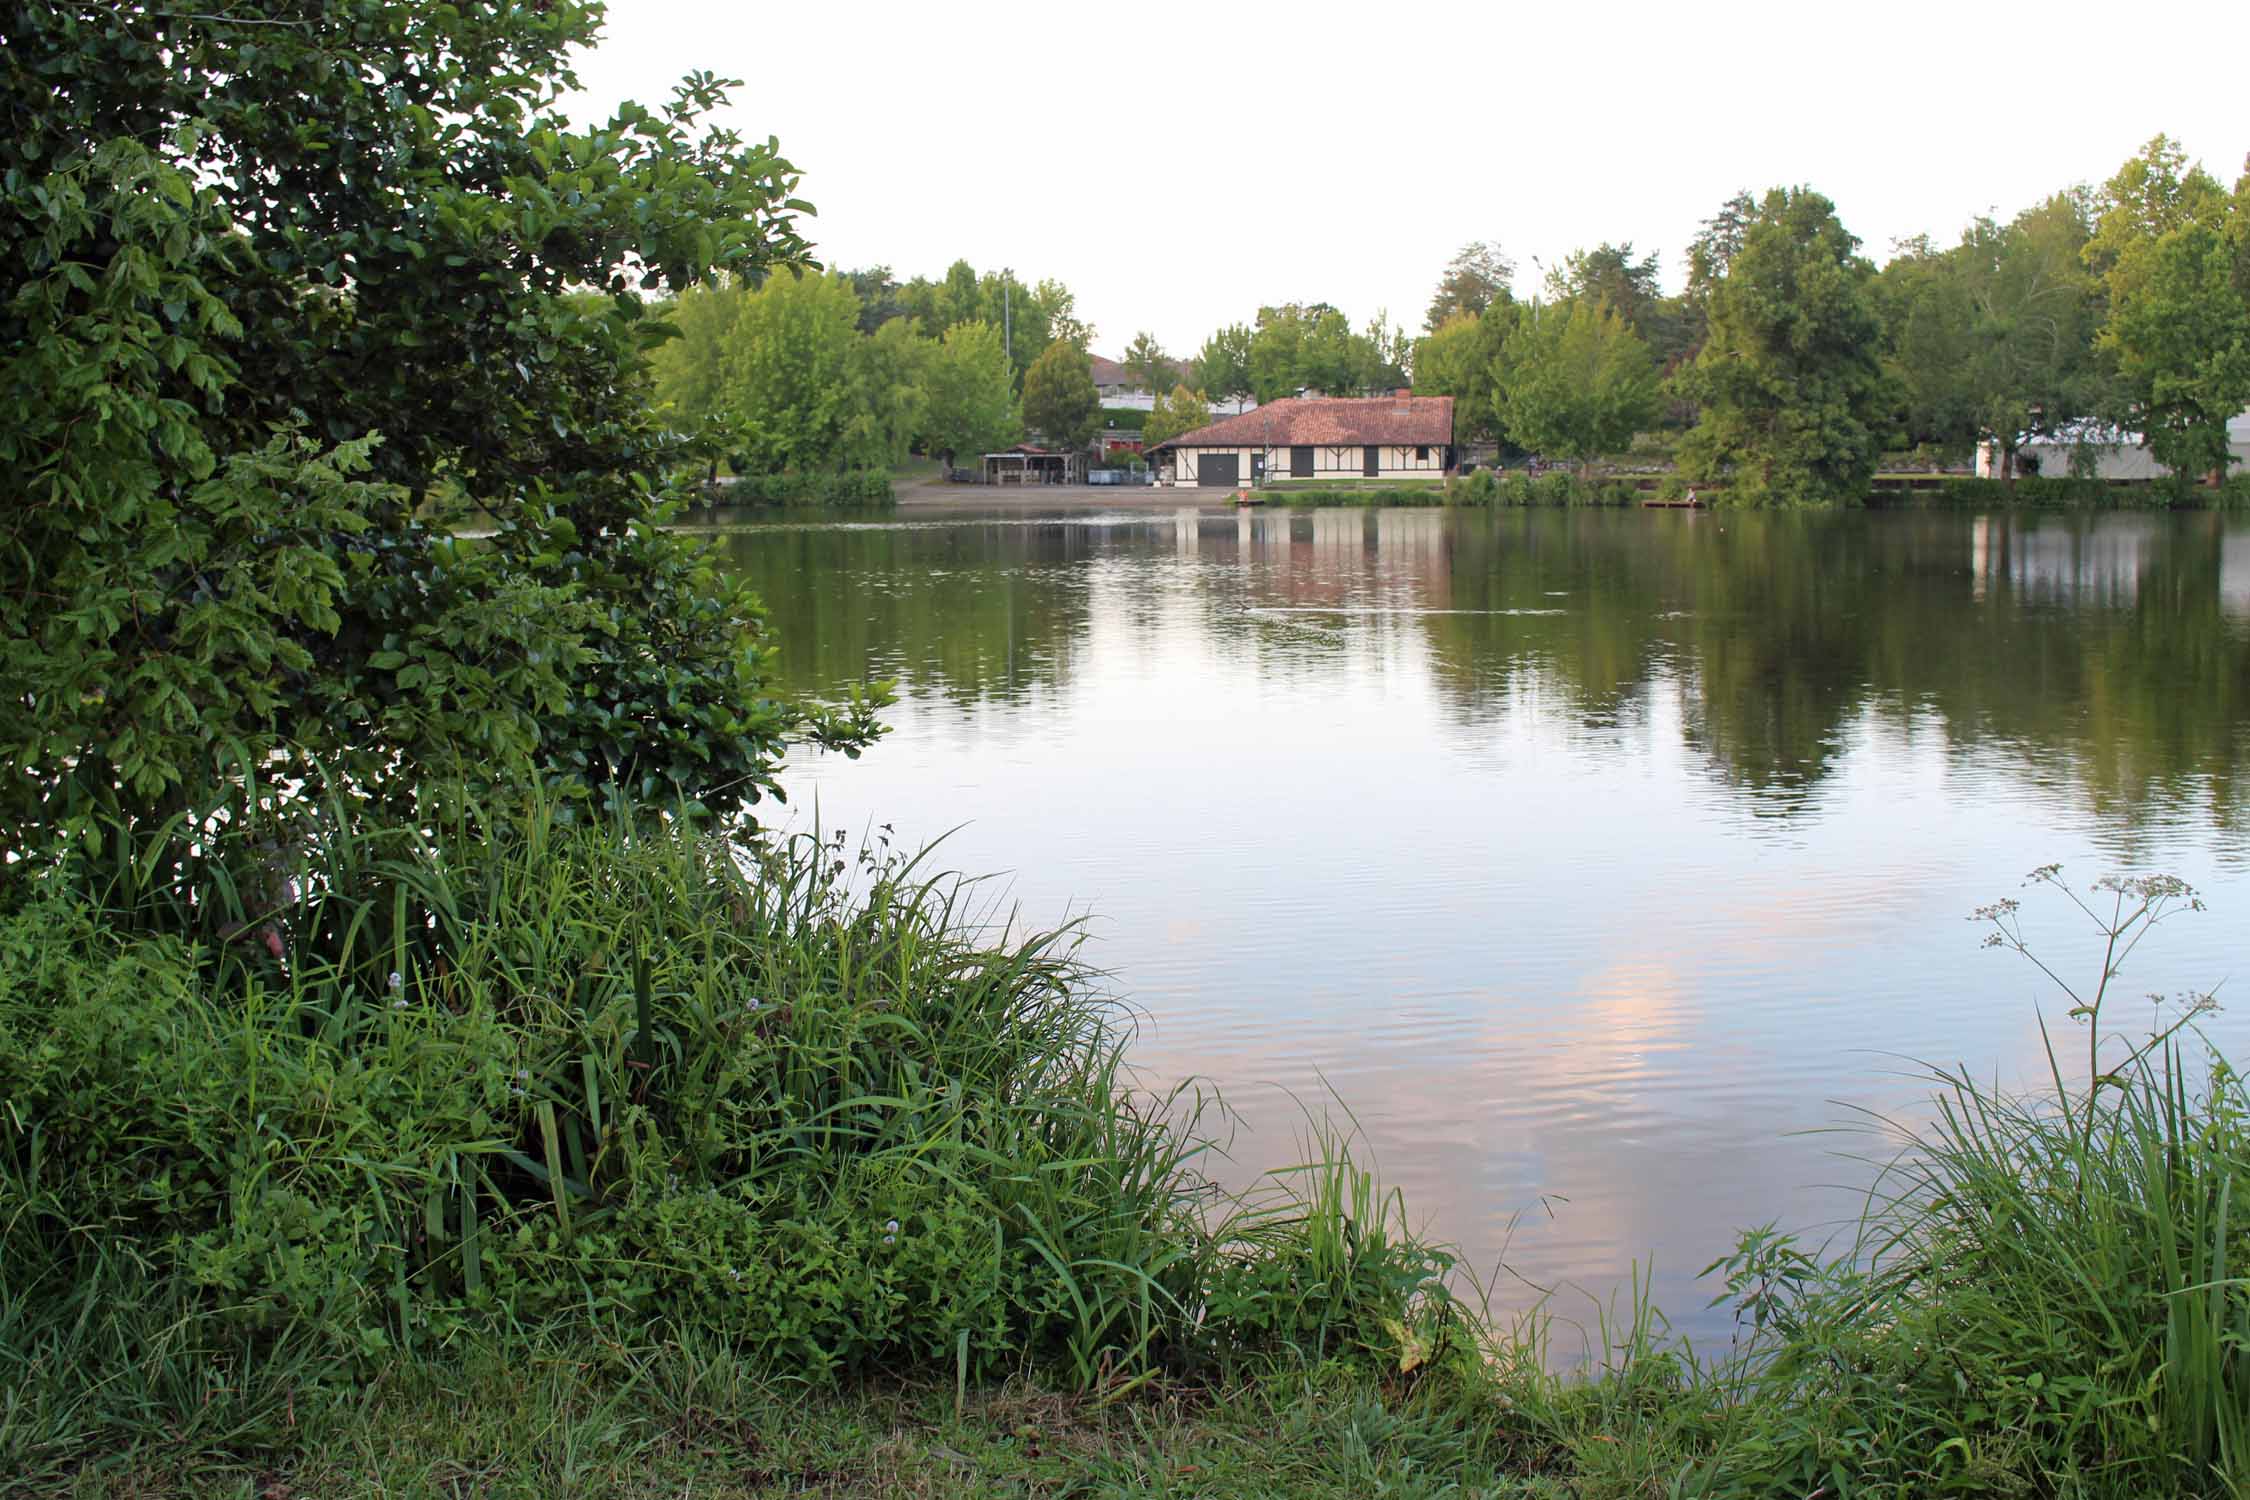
[{"x1": 1393, "y1": 388, "x2": 1411, "y2": 399}]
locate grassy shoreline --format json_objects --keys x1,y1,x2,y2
[{"x1": 4, "y1": 817, "x2": 2244, "y2": 1497}]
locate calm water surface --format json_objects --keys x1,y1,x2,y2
[{"x1": 709, "y1": 505, "x2": 2250, "y2": 1348}]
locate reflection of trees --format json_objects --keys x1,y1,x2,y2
[
  {"x1": 704, "y1": 506, "x2": 2250, "y2": 836},
  {"x1": 1399, "y1": 510, "x2": 2250, "y2": 824},
  {"x1": 704, "y1": 520, "x2": 1094, "y2": 707}
]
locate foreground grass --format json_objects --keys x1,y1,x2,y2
[{"x1": 48, "y1": 1354, "x2": 1538, "y2": 1499}]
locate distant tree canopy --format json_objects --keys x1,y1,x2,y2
[
  {"x1": 1496, "y1": 301, "x2": 1662, "y2": 471},
  {"x1": 2, "y1": 0, "x2": 881, "y2": 851},
  {"x1": 920, "y1": 322, "x2": 1021, "y2": 465},
  {"x1": 1675, "y1": 188, "x2": 1890, "y2": 505},
  {"x1": 1193, "y1": 324, "x2": 1256, "y2": 410},
  {"x1": 1873, "y1": 195, "x2": 2114, "y2": 470},
  {"x1": 1426, "y1": 241, "x2": 1517, "y2": 331},
  {"x1": 1022, "y1": 341, "x2": 1101, "y2": 451},
  {"x1": 1410, "y1": 312, "x2": 1510, "y2": 446},
  {"x1": 1238, "y1": 303, "x2": 1407, "y2": 402},
  {"x1": 834, "y1": 261, "x2": 1090, "y2": 387},
  {"x1": 1143, "y1": 384, "x2": 1213, "y2": 448},
  {"x1": 2085, "y1": 136, "x2": 2250, "y2": 480}
]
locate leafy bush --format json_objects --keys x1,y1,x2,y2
[
  {"x1": 1445, "y1": 470, "x2": 1640, "y2": 507},
  {"x1": 0, "y1": 809, "x2": 1448, "y2": 1469},
  {"x1": 714, "y1": 469, "x2": 896, "y2": 505},
  {"x1": 3, "y1": 6, "x2": 880, "y2": 859}
]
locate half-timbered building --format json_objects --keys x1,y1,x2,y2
[{"x1": 1146, "y1": 394, "x2": 1455, "y2": 488}]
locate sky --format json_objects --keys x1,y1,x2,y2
[{"x1": 566, "y1": 0, "x2": 2248, "y2": 360}]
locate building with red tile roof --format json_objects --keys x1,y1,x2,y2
[{"x1": 1146, "y1": 394, "x2": 1455, "y2": 487}]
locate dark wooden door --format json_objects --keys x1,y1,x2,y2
[
  {"x1": 1363, "y1": 445, "x2": 1380, "y2": 477},
  {"x1": 1199, "y1": 453, "x2": 1239, "y2": 487}
]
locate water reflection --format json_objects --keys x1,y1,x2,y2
[{"x1": 709, "y1": 506, "x2": 2250, "y2": 1345}]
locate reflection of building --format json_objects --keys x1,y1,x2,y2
[
  {"x1": 1970, "y1": 516, "x2": 2155, "y2": 606},
  {"x1": 2224, "y1": 533, "x2": 2250, "y2": 619},
  {"x1": 1147, "y1": 395, "x2": 1455, "y2": 487}
]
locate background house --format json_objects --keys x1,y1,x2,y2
[
  {"x1": 1146, "y1": 394, "x2": 1454, "y2": 487},
  {"x1": 1976, "y1": 409, "x2": 2250, "y2": 480}
]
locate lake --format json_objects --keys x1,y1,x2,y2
[{"x1": 705, "y1": 503, "x2": 2250, "y2": 1351}]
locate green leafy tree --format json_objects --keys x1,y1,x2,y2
[
  {"x1": 1495, "y1": 300, "x2": 1662, "y2": 470},
  {"x1": 1676, "y1": 188, "x2": 1891, "y2": 506},
  {"x1": 1021, "y1": 341, "x2": 1101, "y2": 451},
  {"x1": 1426, "y1": 241, "x2": 1516, "y2": 331},
  {"x1": 2087, "y1": 138, "x2": 2250, "y2": 481},
  {"x1": 1248, "y1": 305, "x2": 1312, "y2": 401},
  {"x1": 714, "y1": 270, "x2": 868, "y2": 473},
  {"x1": 1876, "y1": 198, "x2": 2114, "y2": 474},
  {"x1": 1195, "y1": 324, "x2": 1256, "y2": 411},
  {"x1": 1412, "y1": 311, "x2": 1510, "y2": 445},
  {"x1": 1, "y1": 2, "x2": 881, "y2": 858},
  {"x1": 1143, "y1": 384, "x2": 1213, "y2": 448},
  {"x1": 844, "y1": 316, "x2": 935, "y2": 469},
  {"x1": 921, "y1": 321, "x2": 1020, "y2": 465},
  {"x1": 1123, "y1": 331, "x2": 1172, "y2": 395}
]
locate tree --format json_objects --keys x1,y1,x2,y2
[
  {"x1": 1194, "y1": 324, "x2": 1256, "y2": 411},
  {"x1": 921, "y1": 321, "x2": 1020, "y2": 465},
  {"x1": 1426, "y1": 241, "x2": 1516, "y2": 330},
  {"x1": 1144, "y1": 384, "x2": 1213, "y2": 448},
  {"x1": 2087, "y1": 138, "x2": 2250, "y2": 482},
  {"x1": 1123, "y1": 331, "x2": 1172, "y2": 396},
  {"x1": 1545, "y1": 243, "x2": 1663, "y2": 333},
  {"x1": 1876, "y1": 198, "x2": 2114, "y2": 475},
  {"x1": 1, "y1": 3, "x2": 879, "y2": 857},
  {"x1": 1412, "y1": 311, "x2": 1510, "y2": 445},
  {"x1": 1495, "y1": 301, "x2": 1662, "y2": 471},
  {"x1": 1021, "y1": 340, "x2": 1101, "y2": 451},
  {"x1": 843, "y1": 316, "x2": 934, "y2": 470},
  {"x1": 713, "y1": 271, "x2": 868, "y2": 473},
  {"x1": 1675, "y1": 188, "x2": 1891, "y2": 506}
]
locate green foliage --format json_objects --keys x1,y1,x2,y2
[
  {"x1": 1702, "y1": 872, "x2": 2247, "y2": 1498},
  {"x1": 920, "y1": 322, "x2": 1021, "y2": 465},
  {"x1": 650, "y1": 271, "x2": 885, "y2": 475},
  {"x1": 1445, "y1": 470, "x2": 1642, "y2": 507},
  {"x1": 716, "y1": 471, "x2": 896, "y2": 505},
  {"x1": 1495, "y1": 300, "x2": 1662, "y2": 469},
  {"x1": 2087, "y1": 139, "x2": 2250, "y2": 480},
  {"x1": 1, "y1": 810, "x2": 1459, "y2": 1478},
  {"x1": 1676, "y1": 187, "x2": 1892, "y2": 506},
  {"x1": 1100, "y1": 405, "x2": 1148, "y2": 430},
  {"x1": 1020, "y1": 341, "x2": 1101, "y2": 452},
  {"x1": 1142, "y1": 384, "x2": 1213, "y2": 449},
  {"x1": 1246, "y1": 304, "x2": 1403, "y2": 402},
  {"x1": 1410, "y1": 312, "x2": 1509, "y2": 445},
  {"x1": 1424, "y1": 241, "x2": 1516, "y2": 331},
  {"x1": 1, "y1": 1, "x2": 877, "y2": 852},
  {"x1": 1194, "y1": 323, "x2": 1256, "y2": 406},
  {"x1": 1121, "y1": 330, "x2": 1172, "y2": 396}
]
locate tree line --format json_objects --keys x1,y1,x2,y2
[
  {"x1": 650, "y1": 259, "x2": 1132, "y2": 473},
  {"x1": 1406, "y1": 135, "x2": 2250, "y2": 503}
]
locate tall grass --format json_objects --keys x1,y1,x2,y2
[{"x1": 0, "y1": 801, "x2": 1446, "y2": 1484}]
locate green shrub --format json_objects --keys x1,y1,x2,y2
[
  {"x1": 0, "y1": 807, "x2": 1448, "y2": 1460},
  {"x1": 1445, "y1": 470, "x2": 1640, "y2": 508},
  {"x1": 714, "y1": 469, "x2": 896, "y2": 505}
]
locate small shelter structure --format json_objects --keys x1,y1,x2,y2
[{"x1": 981, "y1": 444, "x2": 1080, "y2": 485}]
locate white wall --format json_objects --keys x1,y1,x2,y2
[{"x1": 1168, "y1": 443, "x2": 1445, "y2": 485}]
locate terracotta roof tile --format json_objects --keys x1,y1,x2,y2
[{"x1": 1150, "y1": 395, "x2": 1453, "y2": 450}]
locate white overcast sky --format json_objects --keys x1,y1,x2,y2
[{"x1": 567, "y1": 0, "x2": 2247, "y2": 358}]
